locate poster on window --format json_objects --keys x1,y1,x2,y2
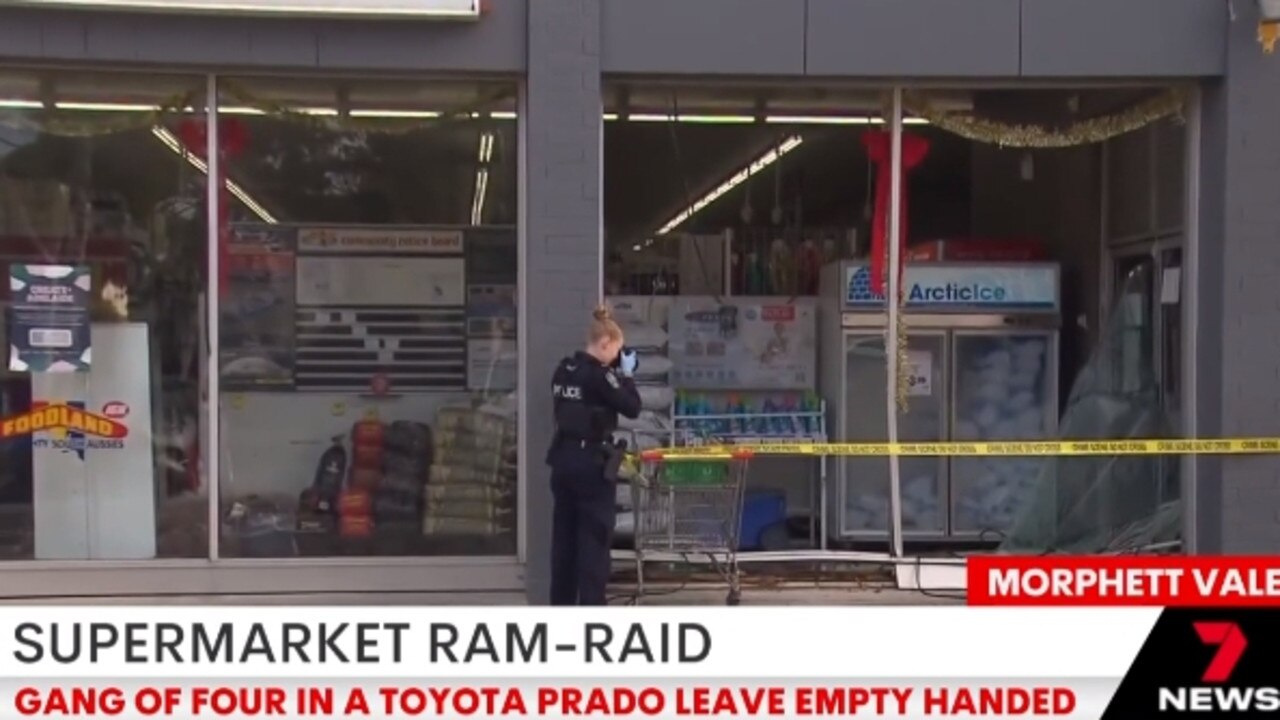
[
  {"x1": 7, "y1": 264, "x2": 91, "y2": 373},
  {"x1": 667, "y1": 297, "x2": 817, "y2": 390},
  {"x1": 220, "y1": 224, "x2": 296, "y2": 388},
  {"x1": 466, "y1": 284, "x2": 517, "y2": 392}
]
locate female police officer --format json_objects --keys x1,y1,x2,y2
[{"x1": 546, "y1": 305, "x2": 642, "y2": 605}]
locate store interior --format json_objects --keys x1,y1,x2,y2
[
  {"x1": 0, "y1": 70, "x2": 519, "y2": 561},
  {"x1": 0, "y1": 70, "x2": 1189, "y2": 567},
  {"x1": 604, "y1": 82, "x2": 1188, "y2": 557}
]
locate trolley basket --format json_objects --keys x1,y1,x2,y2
[{"x1": 630, "y1": 449, "x2": 752, "y2": 605}]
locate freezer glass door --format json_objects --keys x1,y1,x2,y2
[
  {"x1": 841, "y1": 331, "x2": 947, "y2": 536},
  {"x1": 950, "y1": 331, "x2": 1056, "y2": 535}
]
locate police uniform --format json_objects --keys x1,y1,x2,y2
[{"x1": 546, "y1": 350, "x2": 642, "y2": 606}]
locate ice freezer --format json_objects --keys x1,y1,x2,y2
[{"x1": 819, "y1": 261, "x2": 1061, "y2": 540}]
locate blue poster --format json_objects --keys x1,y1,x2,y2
[{"x1": 7, "y1": 264, "x2": 91, "y2": 373}]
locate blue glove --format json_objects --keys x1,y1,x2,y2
[{"x1": 620, "y1": 349, "x2": 638, "y2": 376}]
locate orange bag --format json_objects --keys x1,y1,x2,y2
[
  {"x1": 339, "y1": 515, "x2": 374, "y2": 538},
  {"x1": 337, "y1": 488, "x2": 372, "y2": 517}
]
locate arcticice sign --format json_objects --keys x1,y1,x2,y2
[
  {"x1": 0, "y1": 0, "x2": 481, "y2": 18},
  {"x1": 845, "y1": 264, "x2": 1059, "y2": 312}
]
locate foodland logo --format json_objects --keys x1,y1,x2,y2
[
  {"x1": 0, "y1": 401, "x2": 129, "y2": 460},
  {"x1": 1157, "y1": 621, "x2": 1280, "y2": 713}
]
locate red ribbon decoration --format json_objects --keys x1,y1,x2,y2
[
  {"x1": 861, "y1": 131, "x2": 930, "y2": 296},
  {"x1": 176, "y1": 118, "x2": 249, "y2": 295}
]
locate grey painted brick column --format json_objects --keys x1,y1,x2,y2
[
  {"x1": 1196, "y1": 6, "x2": 1280, "y2": 553},
  {"x1": 523, "y1": 0, "x2": 603, "y2": 603}
]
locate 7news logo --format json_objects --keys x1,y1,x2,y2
[{"x1": 1157, "y1": 621, "x2": 1280, "y2": 713}]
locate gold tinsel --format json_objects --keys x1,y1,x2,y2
[
  {"x1": 219, "y1": 80, "x2": 514, "y2": 136},
  {"x1": 1262, "y1": 22, "x2": 1280, "y2": 54},
  {"x1": 903, "y1": 88, "x2": 1186, "y2": 148},
  {"x1": 0, "y1": 91, "x2": 196, "y2": 137}
]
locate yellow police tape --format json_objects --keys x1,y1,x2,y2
[{"x1": 639, "y1": 438, "x2": 1280, "y2": 459}]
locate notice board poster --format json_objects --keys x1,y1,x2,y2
[
  {"x1": 466, "y1": 284, "x2": 517, "y2": 392},
  {"x1": 668, "y1": 297, "x2": 816, "y2": 390},
  {"x1": 221, "y1": 224, "x2": 296, "y2": 388},
  {"x1": 7, "y1": 264, "x2": 91, "y2": 373}
]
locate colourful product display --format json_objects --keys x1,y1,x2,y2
[{"x1": 675, "y1": 391, "x2": 821, "y2": 438}]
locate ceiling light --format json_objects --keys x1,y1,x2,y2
[
  {"x1": 490, "y1": 111, "x2": 518, "y2": 120},
  {"x1": 629, "y1": 113, "x2": 755, "y2": 124},
  {"x1": 151, "y1": 125, "x2": 277, "y2": 224},
  {"x1": 766, "y1": 115, "x2": 875, "y2": 125},
  {"x1": 347, "y1": 109, "x2": 441, "y2": 119},
  {"x1": 56, "y1": 101, "x2": 170, "y2": 112},
  {"x1": 655, "y1": 135, "x2": 803, "y2": 236},
  {"x1": 216, "y1": 106, "x2": 267, "y2": 115},
  {"x1": 470, "y1": 131, "x2": 494, "y2": 226},
  {"x1": 469, "y1": 168, "x2": 489, "y2": 226},
  {"x1": 0, "y1": 99, "x2": 44, "y2": 109}
]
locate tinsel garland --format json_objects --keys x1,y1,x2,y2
[
  {"x1": 217, "y1": 81, "x2": 513, "y2": 136},
  {"x1": 0, "y1": 91, "x2": 196, "y2": 137},
  {"x1": 1262, "y1": 21, "x2": 1280, "y2": 54},
  {"x1": 903, "y1": 88, "x2": 1187, "y2": 148}
]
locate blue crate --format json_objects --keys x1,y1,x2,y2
[{"x1": 738, "y1": 489, "x2": 787, "y2": 551}]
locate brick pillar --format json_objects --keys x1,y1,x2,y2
[
  {"x1": 1195, "y1": 6, "x2": 1280, "y2": 552},
  {"x1": 522, "y1": 0, "x2": 602, "y2": 603}
]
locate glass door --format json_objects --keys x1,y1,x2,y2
[
  {"x1": 1110, "y1": 241, "x2": 1182, "y2": 529},
  {"x1": 1113, "y1": 253, "x2": 1156, "y2": 395},
  {"x1": 950, "y1": 331, "x2": 1057, "y2": 537},
  {"x1": 840, "y1": 331, "x2": 947, "y2": 537},
  {"x1": 1156, "y1": 246, "x2": 1183, "y2": 510}
]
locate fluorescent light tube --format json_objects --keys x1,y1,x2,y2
[
  {"x1": 151, "y1": 125, "x2": 278, "y2": 224},
  {"x1": 655, "y1": 135, "x2": 803, "y2": 236}
]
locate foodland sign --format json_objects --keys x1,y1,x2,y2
[{"x1": 0, "y1": 0, "x2": 481, "y2": 18}]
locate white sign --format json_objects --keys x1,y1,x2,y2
[
  {"x1": 296, "y1": 256, "x2": 465, "y2": 307},
  {"x1": 906, "y1": 350, "x2": 932, "y2": 396},
  {"x1": 846, "y1": 264, "x2": 1059, "y2": 311},
  {"x1": 668, "y1": 297, "x2": 817, "y2": 390},
  {"x1": 467, "y1": 338, "x2": 517, "y2": 392},
  {"x1": 0, "y1": 0, "x2": 480, "y2": 17},
  {"x1": 29, "y1": 323, "x2": 156, "y2": 560},
  {"x1": 298, "y1": 227, "x2": 464, "y2": 255}
]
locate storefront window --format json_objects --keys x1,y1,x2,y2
[
  {"x1": 605, "y1": 82, "x2": 1181, "y2": 555},
  {"x1": 0, "y1": 70, "x2": 209, "y2": 560},
  {"x1": 214, "y1": 77, "x2": 519, "y2": 558}
]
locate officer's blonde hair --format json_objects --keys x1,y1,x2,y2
[{"x1": 588, "y1": 305, "x2": 623, "y2": 345}]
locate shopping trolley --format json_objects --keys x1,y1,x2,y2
[{"x1": 631, "y1": 449, "x2": 753, "y2": 605}]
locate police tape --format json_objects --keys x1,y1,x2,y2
[{"x1": 637, "y1": 438, "x2": 1280, "y2": 460}]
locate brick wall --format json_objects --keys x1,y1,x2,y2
[
  {"x1": 522, "y1": 0, "x2": 602, "y2": 603},
  {"x1": 1199, "y1": 7, "x2": 1280, "y2": 552}
]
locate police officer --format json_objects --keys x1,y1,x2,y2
[{"x1": 546, "y1": 305, "x2": 642, "y2": 605}]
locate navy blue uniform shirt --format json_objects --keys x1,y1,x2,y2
[{"x1": 549, "y1": 350, "x2": 642, "y2": 446}]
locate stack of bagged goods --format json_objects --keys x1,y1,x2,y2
[
  {"x1": 339, "y1": 419, "x2": 383, "y2": 540},
  {"x1": 610, "y1": 302, "x2": 672, "y2": 541},
  {"x1": 376, "y1": 421, "x2": 433, "y2": 530},
  {"x1": 614, "y1": 312, "x2": 673, "y2": 451},
  {"x1": 423, "y1": 407, "x2": 516, "y2": 538},
  {"x1": 953, "y1": 337, "x2": 1049, "y2": 531}
]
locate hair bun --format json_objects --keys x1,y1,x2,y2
[{"x1": 592, "y1": 305, "x2": 613, "y2": 322}]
